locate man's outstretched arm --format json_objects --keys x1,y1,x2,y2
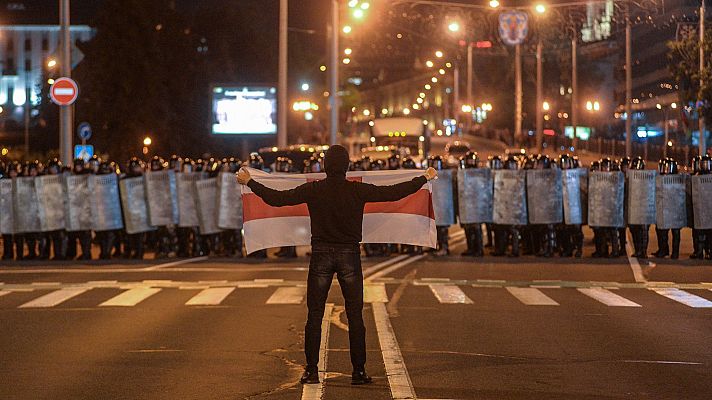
[
  {"x1": 356, "y1": 167, "x2": 437, "y2": 203},
  {"x1": 238, "y1": 168, "x2": 310, "y2": 207}
]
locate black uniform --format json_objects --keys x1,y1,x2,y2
[{"x1": 627, "y1": 157, "x2": 649, "y2": 258}]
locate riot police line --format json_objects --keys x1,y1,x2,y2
[
  {"x1": 1, "y1": 151, "x2": 711, "y2": 262},
  {"x1": 428, "y1": 151, "x2": 712, "y2": 261}
]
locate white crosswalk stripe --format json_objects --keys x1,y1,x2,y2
[
  {"x1": 99, "y1": 288, "x2": 162, "y2": 307},
  {"x1": 506, "y1": 287, "x2": 559, "y2": 306},
  {"x1": 577, "y1": 288, "x2": 642, "y2": 307},
  {"x1": 650, "y1": 288, "x2": 712, "y2": 308},
  {"x1": 0, "y1": 290, "x2": 12, "y2": 298},
  {"x1": 364, "y1": 283, "x2": 389, "y2": 303},
  {"x1": 428, "y1": 285, "x2": 473, "y2": 304},
  {"x1": 18, "y1": 288, "x2": 90, "y2": 308},
  {"x1": 266, "y1": 287, "x2": 306, "y2": 304},
  {"x1": 185, "y1": 288, "x2": 236, "y2": 306}
]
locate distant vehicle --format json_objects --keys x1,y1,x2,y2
[
  {"x1": 359, "y1": 145, "x2": 415, "y2": 162},
  {"x1": 258, "y1": 144, "x2": 329, "y2": 170},
  {"x1": 370, "y1": 117, "x2": 428, "y2": 157},
  {"x1": 444, "y1": 140, "x2": 470, "y2": 167}
]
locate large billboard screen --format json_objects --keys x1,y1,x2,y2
[{"x1": 212, "y1": 86, "x2": 277, "y2": 135}]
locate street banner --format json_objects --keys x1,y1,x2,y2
[{"x1": 240, "y1": 168, "x2": 436, "y2": 254}]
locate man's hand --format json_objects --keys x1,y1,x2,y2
[
  {"x1": 424, "y1": 167, "x2": 438, "y2": 181},
  {"x1": 236, "y1": 168, "x2": 251, "y2": 185}
]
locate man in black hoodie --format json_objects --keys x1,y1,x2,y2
[{"x1": 238, "y1": 145, "x2": 436, "y2": 385}]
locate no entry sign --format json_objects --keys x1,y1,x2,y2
[{"x1": 50, "y1": 77, "x2": 79, "y2": 106}]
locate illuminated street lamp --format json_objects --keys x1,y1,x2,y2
[
  {"x1": 342, "y1": 57, "x2": 351, "y2": 64},
  {"x1": 47, "y1": 58, "x2": 57, "y2": 68},
  {"x1": 143, "y1": 136, "x2": 152, "y2": 155},
  {"x1": 301, "y1": 82, "x2": 310, "y2": 91},
  {"x1": 448, "y1": 21, "x2": 461, "y2": 33},
  {"x1": 431, "y1": 77, "x2": 438, "y2": 83},
  {"x1": 542, "y1": 101, "x2": 550, "y2": 111},
  {"x1": 342, "y1": 25, "x2": 352, "y2": 34},
  {"x1": 435, "y1": 50, "x2": 444, "y2": 58},
  {"x1": 344, "y1": 48, "x2": 352, "y2": 55},
  {"x1": 426, "y1": 60, "x2": 434, "y2": 68},
  {"x1": 489, "y1": 0, "x2": 500, "y2": 8},
  {"x1": 461, "y1": 104, "x2": 473, "y2": 113},
  {"x1": 535, "y1": 4, "x2": 546, "y2": 14},
  {"x1": 353, "y1": 8, "x2": 364, "y2": 19},
  {"x1": 403, "y1": 107, "x2": 411, "y2": 115}
]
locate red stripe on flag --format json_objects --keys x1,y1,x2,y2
[
  {"x1": 242, "y1": 188, "x2": 433, "y2": 223},
  {"x1": 364, "y1": 189, "x2": 433, "y2": 217},
  {"x1": 242, "y1": 193, "x2": 310, "y2": 221}
]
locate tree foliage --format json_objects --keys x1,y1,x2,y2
[{"x1": 668, "y1": 27, "x2": 712, "y2": 125}]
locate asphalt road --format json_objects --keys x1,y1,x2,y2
[{"x1": 0, "y1": 229, "x2": 711, "y2": 400}]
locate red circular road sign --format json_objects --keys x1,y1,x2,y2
[{"x1": 50, "y1": 77, "x2": 79, "y2": 106}]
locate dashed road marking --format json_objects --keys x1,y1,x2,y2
[
  {"x1": 650, "y1": 288, "x2": 712, "y2": 308},
  {"x1": 364, "y1": 283, "x2": 389, "y2": 303},
  {"x1": 266, "y1": 287, "x2": 306, "y2": 304},
  {"x1": 185, "y1": 287, "x2": 236, "y2": 306},
  {"x1": 372, "y1": 301, "x2": 417, "y2": 400},
  {"x1": 18, "y1": 288, "x2": 90, "y2": 308},
  {"x1": 99, "y1": 288, "x2": 162, "y2": 307},
  {"x1": 0, "y1": 290, "x2": 11, "y2": 297},
  {"x1": 365, "y1": 255, "x2": 425, "y2": 281},
  {"x1": 506, "y1": 287, "x2": 559, "y2": 306},
  {"x1": 428, "y1": 285, "x2": 473, "y2": 304},
  {"x1": 577, "y1": 288, "x2": 641, "y2": 307},
  {"x1": 141, "y1": 256, "x2": 209, "y2": 271}
]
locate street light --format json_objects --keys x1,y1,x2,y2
[
  {"x1": 353, "y1": 8, "x2": 364, "y2": 19},
  {"x1": 535, "y1": 4, "x2": 546, "y2": 14},
  {"x1": 301, "y1": 82, "x2": 310, "y2": 91},
  {"x1": 143, "y1": 137, "x2": 152, "y2": 146},
  {"x1": 342, "y1": 25, "x2": 352, "y2": 34},
  {"x1": 435, "y1": 50, "x2": 444, "y2": 58},
  {"x1": 344, "y1": 48, "x2": 352, "y2": 55},
  {"x1": 448, "y1": 21, "x2": 460, "y2": 33},
  {"x1": 342, "y1": 57, "x2": 351, "y2": 64},
  {"x1": 431, "y1": 77, "x2": 438, "y2": 83},
  {"x1": 489, "y1": 0, "x2": 500, "y2": 8},
  {"x1": 47, "y1": 59, "x2": 57, "y2": 68},
  {"x1": 542, "y1": 101, "x2": 550, "y2": 111},
  {"x1": 426, "y1": 60, "x2": 434, "y2": 68}
]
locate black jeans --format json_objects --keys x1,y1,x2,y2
[{"x1": 305, "y1": 243, "x2": 366, "y2": 372}]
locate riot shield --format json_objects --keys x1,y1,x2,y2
[
  {"x1": 0, "y1": 179, "x2": 15, "y2": 235},
  {"x1": 175, "y1": 172, "x2": 200, "y2": 227},
  {"x1": 431, "y1": 169, "x2": 455, "y2": 226},
  {"x1": 493, "y1": 170, "x2": 527, "y2": 225},
  {"x1": 12, "y1": 177, "x2": 40, "y2": 233},
  {"x1": 119, "y1": 177, "x2": 154, "y2": 234},
  {"x1": 88, "y1": 174, "x2": 124, "y2": 231},
  {"x1": 144, "y1": 170, "x2": 178, "y2": 226},
  {"x1": 526, "y1": 169, "x2": 563, "y2": 224},
  {"x1": 655, "y1": 174, "x2": 687, "y2": 230},
  {"x1": 194, "y1": 178, "x2": 221, "y2": 235},
  {"x1": 457, "y1": 168, "x2": 493, "y2": 224},
  {"x1": 691, "y1": 174, "x2": 712, "y2": 229},
  {"x1": 588, "y1": 171, "x2": 625, "y2": 228},
  {"x1": 64, "y1": 174, "x2": 92, "y2": 232},
  {"x1": 217, "y1": 172, "x2": 243, "y2": 230},
  {"x1": 626, "y1": 170, "x2": 656, "y2": 225},
  {"x1": 35, "y1": 175, "x2": 66, "y2": 232},
  {"x1": 562, "y1": 169, "x2": 585, "y2": 225}
]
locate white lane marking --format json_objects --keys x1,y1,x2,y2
[
  {"x1": 0, "y1": 290, "x2": 11, "y2": 297},
  {"x1": 428, "y1": 285, "x2": 473, "y2": 304},
  {"x1": 372, "y1": 302, "x2": 417, "y2": 400},
  {"x1": 362, "y1": 254, "x2": 411, "y2": 276},
  {"x1": 141, "y1": 256, "x2": 209, "y2": 271},
  {"x1": 18, "y1": 288, "x2": 90, "y2": 308},
  {"x1": 577, "y1": 288, "x2": 641, "y2": 307},
  {"x1": 266, "y1": 287, "x2": 306, "y2": 304},
  {"x1": 364, "y1": 283, "x2": 389, "y2": 303},
  {"x1": 625, "y1": 231, "x2": 646, "y2": 283},
  {"x1": 0, "y1": 266, "x2": 308, "y2": 274},
  {"x1": 506, "y1": 287, "x2": 559, "y2": 306},
  {"x1": 365, "y1": 255, "x2": 424, "y2": 281},
  {"x1": 621, "y1": 359, "x2": 703, "y2": 365},
  {"x1": 99, "y1": 288, "x2": 162, "y2": 307},
  {"x1": 301, "y1": 303, "x2": 334, "y2": 400},
  {"x1": 650, "y1": 288, "x2": 712, "y2": 308},
  {"x1": 185, "y1": 287, "x2": 235, "y2": 306}
]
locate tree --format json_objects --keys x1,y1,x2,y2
[{"x1": 668, "y1": 27, "x2": 712, "y2": 129}]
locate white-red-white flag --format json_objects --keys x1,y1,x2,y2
[{"x1": 240, "y1": 168, "x2": 437, "y2": 253}]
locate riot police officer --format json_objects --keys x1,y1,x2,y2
[
  {"x1": 485, "y1": 156, "x2": 503, "y2": 250},
  {"x1": 65, "y1": 158, "x2": 92, "y2": 260},
  {"x1": 122, "y1": 158, "x2": 146, "y2": 259},
  {"x1": 304, "y1": 156, "x2": 323, "y2": 173},
  {"x1": 628, "y1": 157, "x2": 649, "y2": 258},
  {"x1": 218, "y1": 157, "x2": 243, "y2": 258},
  {"x1": 40, "y1": 158, "x2": 67, "y2": 260},
  {"x1": 1, "y1": 161, "x2": 13, "y2": 260},
  {"x1": 697, "y1": 155, "x2": 712, "y2": 259},
  {"x1": 148, "y1": 156, "x2": 174, "y2": 259},
  {"x1": 557, "y1": 154, "x2": 583, "y2": 258},
  {"x1": 653, "y1": 158, "x2": 682, "y2": 259},
  {"x1": 492, "y1": 154, "x2": 521, "y2": 257},
  {"x1": 87, "y1": 155, "x2": 101, "y2": 174},
  {"x1": 387, "y1": 154, "x2": 400, "y2": 170},
  {"x1": 3, "y1": 162, "x2": 21, "y2": 260},
  {"x1": 428, "y1": 155, "x2": 454, "y2": 256},
  {"x1": 16, "y1": 161, "x2": 41, "y2": 260},
  {"x1": 591, "y1": 158, "x2": 621, "y2": 258},
  {"x1": 458, "y1": 151, "x2": 484, "y2": 257},
  {"x1": 534, "y1": 154, "x2": 557, "y2": 257},
  {"x1": 618, "y1": 157, "x2": 632, "y2": 256}
]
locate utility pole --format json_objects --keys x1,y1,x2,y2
[
  {"x1": 453, "y1": 64, "x2": 460, "y2": 123},
  {"x1": 514, "y1": 44, "x2": 522, "y2": 144},
  {"x1": 24, "y1": 71, "x2": 30, "y2": 156},
  {"x1": 467, "y1": 43, "x2": 473, "y2": 132},
  {"x1": 625, "y1": 10, "x2": 633, "y2": 158},
  {"x1": 571, "y1": 37, "x2": 579, "y2": 150},
  {"x1": 329, "y1": 0, "x2": 339, "y2": 145},
  {"x1": 699, "y1": 0, "x2": 706, "y2": 155},
  {"x1": 536, "y1": 40, "x2": 543, "y2": 152},
  {"x1": 59, "y1": 0, "x2": 72, "y2": 163},
  {"x1": 277, "y1": 0, "x2": 288, "y2": 148}
]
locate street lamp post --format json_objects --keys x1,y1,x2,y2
[
  {"x1": 328, "y1": 0, "x2": 339, "y2": 145},
  {"x1": 514, "y1": 43, "x2": 522, "y2": 145},
  {"x1": 536, "y1": 40, "x2": 543, "y2": 151},
  {"x1": 278, "y1": 0, "x2": 288, "y2": 148},
  {"x1": 699, "y1": 0, "x2": 706, "y2": 155},
  {"x1": 625, "y1": 6, "x2": 633, "y2": 158},
  {"x1": 59, "y1": 0, "x2": 72, "y2": 163}
]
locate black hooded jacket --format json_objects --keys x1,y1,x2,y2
[{"x1": 246, "y1": 145, "x2": 427, "y2": 246}]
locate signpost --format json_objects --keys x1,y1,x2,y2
[{"x1": 74, "y1": 145, "x2": 94, "y2": 162}]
